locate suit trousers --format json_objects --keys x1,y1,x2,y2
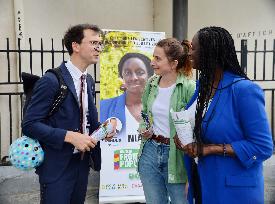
[{"x1": 40, "y1": 153, "x2": 90, "y2": 204}]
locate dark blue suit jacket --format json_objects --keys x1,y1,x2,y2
[{"x1": 22, "y1": 62, "x2": 101, "y2": 184}]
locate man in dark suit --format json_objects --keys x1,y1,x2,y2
[{"x1": 22, "y1": 24, "x2": 113, "y2": 204}]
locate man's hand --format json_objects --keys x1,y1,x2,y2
[{"x1": 65, "y1": 131, "x2": 97, "y2": 152}]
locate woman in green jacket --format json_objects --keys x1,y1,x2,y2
[{"x1": 138, "y1": 38, "x2": 195, "y2": 204}]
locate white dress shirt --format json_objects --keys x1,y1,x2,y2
[{"x1": 65, "y1": 60, "x2": 89, "y2": 134}]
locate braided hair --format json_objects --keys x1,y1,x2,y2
[{"x1": 194, "y1": 26, "x2": 248, "y2": 154}]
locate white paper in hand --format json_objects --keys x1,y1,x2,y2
[
  {"x1": 170, "y1": 108, "x2": 193, "y2": 145},
  {"x1": 91, "y1": 117, "x2": 122, "y2": 142}
]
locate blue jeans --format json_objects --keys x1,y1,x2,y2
[{"x1": 138, "y1": 139, "x2": 187, "y2": 204}]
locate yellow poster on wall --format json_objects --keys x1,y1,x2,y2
[{"x1": 99, "y1": 30, "x2": 165, "y2": 203}]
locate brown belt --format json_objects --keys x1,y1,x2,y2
[{"x1": 151, "y1": 134, "x2": 170, "y2": 145}]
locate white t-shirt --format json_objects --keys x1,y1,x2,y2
[
  {"x1": 125, "y1": 106, "x2": 139, "y2": 144},
  {"x1": 152, "y1": 84, "x2": 176, "y2": 138}
]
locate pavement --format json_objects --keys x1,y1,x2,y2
[{"x1": 0, "y1": 156, "x2": 275, "y2": 204}]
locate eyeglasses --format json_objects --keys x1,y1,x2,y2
[
  {"x1": 122, "y1": 70, "x2": 146, "y2": 78},
  {"x1": 89, "y1": 41, "x2": 104, "y2": 49},
  {"x1": 82, "y1": 40, "x2": 104, "y2": 50}
]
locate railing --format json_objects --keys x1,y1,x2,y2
[
  {"x1": 238, "y1": 39, "x2": 275, "y2": 81},
  {"x1": 0, "y1": 38, "x2": 274, "y2": 165},
  {"x1": 0, "y1": 38, "x2": 100, "y2": 165},
  {"x1": 238, "y1": 39, "x2": 275, "y2": 144}
]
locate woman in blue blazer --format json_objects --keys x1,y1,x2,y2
[
  {"x1": 100, "y1": 53, "x2": 154, "y2": 129},
  {"x1": 175, "y1": 26, "x2": 273, "y2": 204}
]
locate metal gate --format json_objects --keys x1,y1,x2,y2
[
  {"x1": 239, "y1": 39, "x2": 275, "y2": 141},
  {"x1": 0, "y1": 38, "x2": 274, "y2": 165},
  {"x1": 0, "y1": 38, "x2": 100, "y2": 165}
]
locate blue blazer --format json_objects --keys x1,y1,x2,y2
[
  {"x1": 22, "y1": 62, "x2": 101, "y2": 184},
  {"x1": 100, "y1": 93, "x2": 126, "y2": 128},
  {"x1": 184, "y1": 71, "x2": 273, "y2": 204}
]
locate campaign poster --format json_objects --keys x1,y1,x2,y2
[{"x1": 99, "y1": 30, "x2": 165, "y2": 203}]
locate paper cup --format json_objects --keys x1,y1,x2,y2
[{"x1": 170, "y1": 109, "x2": 194, "y2": 145}]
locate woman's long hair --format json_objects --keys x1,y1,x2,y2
[{"x1": 194, "y1": 26, "x2": 248, "y2": 154}]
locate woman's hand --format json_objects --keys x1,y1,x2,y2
[
  {"x1": 182, "y1": 143, "x2": 235, "y2": 158},
  {"x1": 105, "y1": 132, "x2": 116, "y2": 142},
  {"x1": 183, "y1": 143, "x2": 199, "y2": 158},
  {"x1": 185, "y1": 181, "x2": 189, "y2": 200},
  {"x1": 105, "y1": 118, "x2": 118, "y2": 141},
  {"x1": 174, "y1": 134, "x2": 185, "y2": 151},
  {"x1": 175, "y1": 135, "x2": 235, "y2": 158},
  {"x1": 138, "y1": 128, "x2": 153, "y2": 139},
  {"x1": 174, "y1": 135, "x2": 198, "y2": 158}
]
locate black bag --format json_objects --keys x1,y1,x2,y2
[
  {"x1": 22, "y1": 67, "x2": 68, "y2": 117},
  {"x1": 22, "y1": 68, "x2": 101, "y2": 171}
]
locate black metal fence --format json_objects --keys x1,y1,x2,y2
[
  {"x1": 239, "y1": 39, "x2": 275, "y2": 81},
  {"x1": 238, "y1": 39, "x2": 275, "y2": 139},
  {"x1": 0, "y1": 38, "x2": 100, "y2": 165},
  {"x1": 0, "y1": 38, "x2": 274, "y2": 165}
]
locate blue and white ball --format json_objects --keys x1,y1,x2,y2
[{"x1": 9, "y1": 136, "x2": 44, "y2": 171}]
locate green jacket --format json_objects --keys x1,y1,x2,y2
[{"x1": 138, "y1": 73, "x2": 195, "y2": 183}]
